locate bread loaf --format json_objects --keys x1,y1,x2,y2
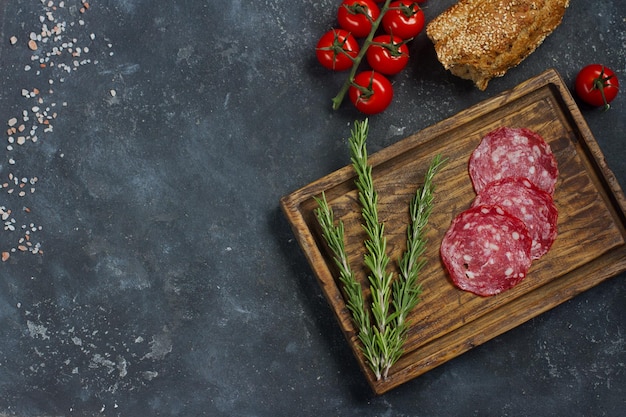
[{"x1": 426, "y1": 0, "x2": 570, "y2": 90}]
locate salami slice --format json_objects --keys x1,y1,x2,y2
[
  {"x1": 472, "y1": 177, "x2": 558, "y2": 260},
  {"x1": 469, "y1": 127, "x2": 559, "y2": 195},
  {"x1": 440, "y1": 204, "x2": 533, "y2": 297}
]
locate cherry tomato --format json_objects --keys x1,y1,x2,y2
[
  {"x1": 366, "y1": 35, "x2": 409, "y2": 75},
  {"x1": 349, "y1": 71, "x2": 394, "y2": 114},
  {"x1": 337, "y1": 0, "x2": 381, "y2": 38},
  {"x1": 575, "y1": 64, "x2": 619, "y2": 110},
  {"x1": 316, "y1": 29, "x2": 360, "y2": 71},
  {"x1": 382, "y1": 1, "x2": 425, "y2": 40}
]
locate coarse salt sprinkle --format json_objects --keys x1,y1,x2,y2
[{"x1": 2, "y1": 0, "x2": 112, "y2": 261}]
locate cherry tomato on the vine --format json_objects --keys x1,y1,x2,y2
[
  {"x1": 575, "y1": 64, "x2": 619, "y2": 110},
  {"x1": 366, "y1": 35, "x2": 409, "y2": 75},
  {"x1": 316, "y1": 29, "x2": 360, "y2": 71},
  {"x1": 382, "y1": 1, "x2": 425, "y2": 40},
  {"x1": 337, "y1": 0, "x2": 381, "y2": 38},
  {"x1": 349, "y1": 71, "x2": 394, "y2": 114}
]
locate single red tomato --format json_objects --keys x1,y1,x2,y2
[
  {"x1": 382, "y1": 1, "x2": 425, "y2": 40},
  {"x1": 575, "y1": 64, "x2": 619, "y2": 110},
  {"x1": 337, "y1": 0, "x2": 381, "y2": 38},
  {"x1": 316, "y1": 29, "x2": 360, "y2": 71},
  {"x1": 366, "y1": 34, "x2": 409, "y2": 75},
  {"x1": 349, "y1": 71, "x2": 394, "y2": 114}
]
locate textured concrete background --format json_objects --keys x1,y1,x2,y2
[{"x1": 0, "y1": 0, "x2": 624, "y2": 416}]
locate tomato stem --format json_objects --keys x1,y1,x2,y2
[
  {"x1": 320, "y1": 29, "x2": 358, "y2": 68},
  {"x1": 331, "y1": 0, "x2": 393, "y2": 110},
  {"x1": 593, "y1": 66, "x2": 616, "y2": 111},
  {"x1": 398, "y1": 2, "x2": 420, "y2": 18},
  {"x1": 351, "y1": 72, "x2": 376, "y2": 101},
  {"x1": 370, "y1": 37, "x2": 411, "y2": 57},
  {"x1": 343, "y1": 3, "x2": 376, "y2": 24}
]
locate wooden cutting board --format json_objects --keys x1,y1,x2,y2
[{"x1": 280, "y1": 69, "x2": 626, "y2": 394}]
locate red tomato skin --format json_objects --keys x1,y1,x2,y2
[
  {"x1": 382, "y1": 1, "x2": 425, "y2": 40},
  {"x1": 316, "y1": 29, "x2": 360, "y2": 71},
  {"x1": 337, "y1": 0, "x2": 381, "y2": 38},
  {"x1": 575, "y1": 64, "x2": 619, "y2": 108},
  {"x1": 366, "y1": 35, "x2": 409, "y2": 75},
  {"x1": 349, "y1": 71, "x2": 394, "y2": 114}
]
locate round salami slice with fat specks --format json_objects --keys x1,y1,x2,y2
[
  {"x1": 440, "y1": 205, "x2": 533, "y2": 297},
  {"x1": 469, "y1": 127, "x2": 559, "y2": 195},
  {"x1": 472, "y1": 177, "x2": 558, "y2": 260}
]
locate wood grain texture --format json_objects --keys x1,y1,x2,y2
[{"x1": 280, "y1": 69, "x2": 626, "y2": 395}]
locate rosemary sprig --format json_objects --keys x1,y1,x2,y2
[
  {"x1": 395, "y1": 154, "x2": 445, "y2": 326},
  {"x1": 314, "y1": 119, "x2": 445, "y2": 381},
  {"x1": 387, "y1": 153, "x2": 445, "y2": 378},
  {"x1": 313, "y1": 193, "x2": 380, "y2": 376},
  {"x1": 349, "y1": 120, "x2": 396, "y2": 379},
  {"x1": 314, "y1": 194, "x2": 371, "y2": 337}
]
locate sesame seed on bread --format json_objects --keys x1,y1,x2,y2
[{"x1": 426, "y1": 0, "x2": 570, "y2": 90}]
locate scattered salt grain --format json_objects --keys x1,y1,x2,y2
[{"x1": 3, "y1": 0, "x2": 109, "y2": 260}]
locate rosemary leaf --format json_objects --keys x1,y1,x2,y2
[
  {"x1": 394, "y1": 154, "x2": 446, "y2": 326},
  {"x1": 384, "y1": 154, "x2": 446, "y2": 379},
  {"x1": 348, "y1": 119, "x2": 397, "y2": 376},
  {"x1": 313, "y1": 192, "x2": 382, "y2": 380}
]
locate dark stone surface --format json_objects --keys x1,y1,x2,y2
[{"x1": 0, "y1": 0, "x2": 624, "y2": 416}]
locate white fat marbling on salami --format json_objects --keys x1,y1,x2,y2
[
  {"x1": 469, "y1": 127, "x2": 558, "y2": 195},
  {"x1": 472, "y1": 177, "x2": 558, "y2": 260},
  {"x1": 440, "y1": 204, "x2": 532, "y2": 297}
]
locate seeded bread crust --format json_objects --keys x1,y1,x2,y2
[{"x1": 426, "y1": 0, "x2": 570, "y2": 90}]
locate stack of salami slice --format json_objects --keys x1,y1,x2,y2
[{"x1": 440, "y1": 127, "x2": 559, "y2": 296}]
